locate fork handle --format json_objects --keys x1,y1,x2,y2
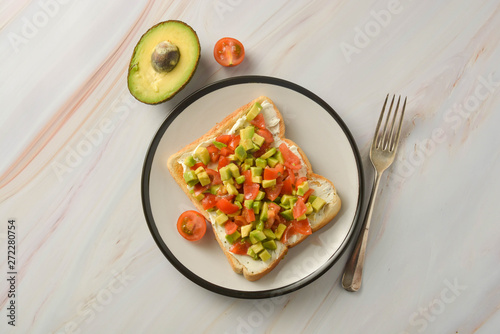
[{"x1": 342, "y1": 170, "x2": 382, "y2": 292}]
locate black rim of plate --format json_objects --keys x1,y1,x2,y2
[{"x1": 141, "y1": 76, "x2": 364, "y2": 299}]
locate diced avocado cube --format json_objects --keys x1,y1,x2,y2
[
  {"x1": 187, "y1": 179, "x2": 199, "y2": 187},
  {"x1": 226, "y1": 183, "x2": 238, "y2": 195},
  {"x1": 223, "y1": 178, "x2": 234, "y2": 186},
  {"x1": 234, "y1": 145, "x2": 247, "y2": 161},
  {"x1": 252, "y1": 200, "x2": 262, "y2": 214},
  {"x1": 255, "y1": 191, "x2": 265, "y2": 201},
  {"x1": 241, "y1": 138, "x2": 254, "y2": 151},
  {"x1": 219, "y1": 166, "x2": 232, "y2": 181},
  {"x1": 235, "y1": 175, "x2": 246, "y2": 184},
  {"x1": 215, "y1": 213, "x2": 228, "y2": 225},
  {"x1": 297, "y1": 181, "x2": 310, "y2": 196},
  {"x1": 263, "y1": 240, "x2": 277, "y2": 250},
  {"x1": 260, "y1": 147, "x2": 277, "y2": 160},
  {"x1": 183, "y1": 170, "x2": 198, "y2": 183},
  {"x1": 274, "y1": 150, "x2": 285, "y2": 164},
  {"x1": 312, "y1": 197, "x2": 327, "y2": 212},
  {"x1": 252, "y1": 176, "x2": 262, "y2": 184},
  {"x1": 241, "y1": 224, "x2": 253, "y2": 238},
  {"x1": 225, "y1": 230, "x2": 241, "y2": 244},
  {"x1": 240, "y1": 163, "x2": 251, "y2": 172},
  {"x1": 252, "y1": 133, "x2": 265, "y2": 147},
  {"x1": 250, "y1": 241, "x2": 265, "y2": 254},
  {"x1": 251, "y1": 167, "x2": 263, "y2": 177},
  {"x1": 195, "y1": 146, "x2": 210, "y2": 165},
  {"x1": 234, "y1": 201, "x2": 242, "y2": 209},
  {"x1": 249, "y1": 233, "x2": 258, "y2": 244},
  {"x1": 244, "y1": 158, "x2": 254, "y2": 166},
  {"x1": 262, "y1": 179, "x2": 276, "y2": 189},
  {"x1": 247, "y1": 247, "x2": 257, "y2": 258},
  {"x1": 193, "y1": 192, "x2": 205, "y2": 201},
  {"x1": 183, "y1": 155, "x2": 196, "y2": 167},
  {"x1": 263, "y1": 228, "x2": 276, "y2": 240},
  {"x1": 259, "y1": 249, "x2": 272, "y2": 261},
  {"x1": 279, "y1": 209, "x2": 293, "y2": 221},
  {"x1": 235, "y1": 193, "x2": 245, "y2": 203},
  {"x1": 194, "y1": 166, "x2": 205, "y2": 175},
  {"x1": 240, "y1": 126, "x2": 255, "y2": 140},
  {"x1": 308, "y1": 195, "x2": 317, "y2": 204},
  {"x1": 267, "y1": 157, "x2": 279, "y2": 167},
  {"x1": 305, "y1": 202, "x2": 313, "y2": 215},
  {"x1": 228, "y1": 154, "x2": 237, "y2": 161},
  {"x1": 213, "y1": 140, "x2": 227, "y2": 149},
  {"x1": 280, "y1": 195, "x2": 294, "y2": 206},
  {"x1": 256, "y1": 220, "x2": 264, "y2": 231},
  {"x1": 255, "y1": 158, "x2": 267, "y2": 168},
  {"x1": 296, "y1": 213, "x2": 307, "y2": 221},
  {"x1": 274, "y1": 223, "x2": 287, "y2": 240},
  {"x1": 197, "y1": 171, "x2": 211, "y2": 186},
  {"x1": 246, "y1": 102, "x2": 262, "y2": 121},
  {"x1": 209, "y1": 184, "x2": 220, "y2": 195},
  {"x1": 228, "y1": 163, "x2": 240, "y2": 178},
  {"x1": 244, "y1": 199, "x2": 254, "y2": 209},
  {"x1": 260, "y1": 202, "x2": 269, "y2": 221}
]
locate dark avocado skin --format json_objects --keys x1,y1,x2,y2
[{"x1": 127, "y1": 20, "x2": 201, "y2": 105}]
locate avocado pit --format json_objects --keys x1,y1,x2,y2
[{"x1": 151, "y1": 41, "x2": 180, "y2": 73}]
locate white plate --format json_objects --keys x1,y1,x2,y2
[{"x1": 141, "y1": 76, "x2": 363, "y2": 298}]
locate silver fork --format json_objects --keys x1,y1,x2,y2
[{"x1": 342, "y1": 94, "x2": 407, "y2": 292}]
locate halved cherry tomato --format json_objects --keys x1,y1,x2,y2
[
  {"x1": 225, "y1": 221, "x2": 238, "y2": 235},
  {"x1": 256, "y1": 128, "x2": 274, "y2": 144},
  {"x1": 218, "y1": 156, "x2": 230, "y2": 169},
  {"x1": 206, "y1": 168, "x2": 221, "y2": 185},
  {"x1": 216, "y1": 197, "x2": 240, "y2": 214},
  {"x1": 207, "y1": 145, "x2": 219, "y2": 163},
  {"x1": 190, "y1": 162, "x2": 207, "y2": 170},
  {"x1": 243, "y1": 207, "x2": 255, "y2": 223},
  {"x1": 292, "y1": 219, "x2": 312, "y2": 235},
  {"x1": 293, "y1": 197, "x2": 307, "y2": 219},
  {"x1": 177, "y1": 210, "x2": 207, "y2": 241},
  {"x1": 201, "y1": 193, "x2": 217, "y2": 210},
  {"x1": 279, "y1": 143, "x2": 301, "y2": 170},
  {"x1": 214, "y1": 37, "x2": 245, "y2": 67},
  {"x1": 250, "y1": 113, "x2": 266, "y2": 129},
  {"x1": 244, "y1": 183, "x2": 260, "y2": 200},
  {"x1": 216, "y1": 134, "x2": 232, "y2": 145},
  {"x1": 229, "y1": 240, "x2": 251, "y2": 255}
]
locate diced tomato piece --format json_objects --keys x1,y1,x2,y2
[
  {"x1": 279, "y1": 143, "x2": 301, "y2": 170},
  {"x1": 220, "y1": 147, "x2": 234, "y2": 157},
  {"x1": 207, "y1": 145, "x2": 219, "y2": 163},
  {"x1": 281, "y1": 224, "x2": 295, "y2": 244},
  {"x1": 242, "y1": 170, "x2": 253, "y2": 185},
  {"x1": 265, "y1": 209, "x2": 276, "y2": 229},
  {"x1": 224, "y1": 221, "x2": 238, "y2": 235},
  {"x1": 275, "y1": 163, "x2": 285, "y2": 176},
  {"x1": 216, "y1": 134, "x2": 232, "y2": 145},
  {"x1": 243, "y1": 207, "x2": 255, "y2": 223},
  {"x1": 300, "y1": 188, "x2": 314, "y2": 202},
  {"x1": 256, "y1": 128, "x2": 274, "y2": 144},
  {"x1": 201, "y1": 193, "x2": 217, "y2": 210},
  {"x1": 292, "y1": 219, "x2": 312, "y2": 235},
  {"x1": 287, "y1": 169, "x2": 296, "y2": 186},
  {"x1": 281, "y1": 177, "x2": 293, "y2": 195},
  {"x1": 190, "y1": 162, "x2": 207, "y2": 170},
  {"x1": 292, "y1": 197, "x2": 307, "y2": 219},
  {"x1": 216, "y1": 198, "x2": 239, "y2": 214},
  {"x1": 228, "y1": 135, "x2": 241, "y2": 151},
  {"x1": 265, "y1": 184, "x2": 282, "y2": 201},
  {"x1": 253, "y1": 142, "x2": 270, "y2": 158},
  {"x1": 206, "y1": 168, "x2": 221, "y2": 185},
  {"x1": 250, "y1": 113, "x2": 266, "y2": 129},
  {"x1": 193, "y1": 184, "x2": 209, "y2": 196},
  {"x1": 218, "y1": 156, "x2": 230, "y2": 169},
  {"x1": 263, "y1": 167, "x2": 279, "y2": 180},
  {"x1": 296, "y1": 177, "x2": 307, "y2": 186},
  {"x1": 244, "y1": 183, "x2": 260, "y2": 200},
  {"x1": 234, "y1": 216, "x2": 247, "y2": 226},
  {"x1": 229, "y1": 240, "x2": 251, "y2": 255}
]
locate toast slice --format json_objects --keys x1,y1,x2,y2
[{"x1": 167, "y1": 96, "x2": 341, "y2": 281}]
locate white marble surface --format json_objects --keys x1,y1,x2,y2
[{"x1": 1, "y1": 0, "x2": 499, "y2": 333}]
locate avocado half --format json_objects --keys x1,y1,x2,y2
[{"x1": 127, "y1": 20, "x2": 201, "y2": 104}]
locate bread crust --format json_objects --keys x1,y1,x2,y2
[{"x1": 167, "y1": 96, "x2": 341, "y2": 281}]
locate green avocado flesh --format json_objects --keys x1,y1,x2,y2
[{"x1": 127, "y1": 20, "x2": 200, "y2": 104}]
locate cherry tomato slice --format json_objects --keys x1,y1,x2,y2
[
  {"x1": 229, "y1": 240, "x2": 251, "y2": 255},
  {"x1": 214, "y1": 37, "x2": 245, "y2": 67},
  {"x1": 177, "y1": 211, "x2": 207, "y2": 241},
  {"x1": 225, "y1": 221, "x2": 238, "y2": 235}
]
